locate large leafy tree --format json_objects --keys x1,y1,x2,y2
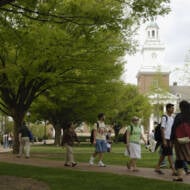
[
  {"x1": 31, "y1": 81, "x2": 123, "y2": 145},
  {"x1": 0, "y1": 0, "x2": 170, "y2": 153}
]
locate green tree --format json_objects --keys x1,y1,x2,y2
[
  {"x1": 0, "y1": 0, "x2": 170, "y2": 153},
  {"x1": 108, "y1": 84, "x2": 151, "y2": 133}
]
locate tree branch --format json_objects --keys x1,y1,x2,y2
[{"x1": 0, "y1": 0, "x2": 15, "y2": 7}]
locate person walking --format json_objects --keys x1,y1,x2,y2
[
  {"x1": 171, "y1": 100, "x2": 190, "y2": 181},
  {"x1": 126, "y1": 116, "x2": 147, "y2": 172},
  {"x1": 17, "y1": 122, "x2": 31, "y2": 158},
  {"x1": 89, "y1": 113, "x2": 107, "y2": 167},
  {"x1": 62, "y1": 122, "x2": 79, "y2": 167},
  {"x1": 2, "y1": 133, "x2": 8, "y2": 149},
  {"x1": 106, "y1": 130, "x2": 112, "y2": 152},
  {"x1": 155, "y1": 103, "x2": 175, "y2": 175}
]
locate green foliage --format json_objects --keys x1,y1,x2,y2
[
  {"x1": 0, "y1": 0, "x2": 170, "y2": 152},
  {"x1": 107, "y1": 83, "x2": 151, "y2": 127}
]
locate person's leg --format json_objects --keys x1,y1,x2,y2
[
  {"x1": 25, "y1": 137, "x2": 30, "y2": 158},
  {"x1": 18, "y1": 138, "x2": 24, "y2": 157},
  {"x1": 155, "y1": 155, "x2": 165, "y2": 170},
  {"x1": 65, "y1": 144, "x2": 70, "y2": 165},
  {"x1": 89, "y1": 141, "x2": 99, "y2": 165},
  {"x1": 68, "y1": 145, "x2": 74, "y2": 163},
  {"x1": 173, "y1": 160, "x2": 184, "y2": 181},
  {"x1": 159, "y1": 146, "x2": 167, "y2": 167},
  {"x1": 97, "y1": 140, "x2": 106, "y2": 167},
  {"x1": 167, "y1": 155, "x2": 175, "y2": 172}
]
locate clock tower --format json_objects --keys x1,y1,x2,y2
[{"x1": 137, "y1": 19, "x2": 170, "y2": 94}]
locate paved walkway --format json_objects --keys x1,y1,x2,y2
[{"x1": 0, "y1": 149, "x2": 189, "y2": 185}]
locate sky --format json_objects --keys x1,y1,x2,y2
[{"x1": 123, "y1": 0, "x2": 190, "y2": 85}]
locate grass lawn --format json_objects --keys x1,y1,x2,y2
[
  {"x1": 0, "y1": 143, "x2": 189, "y2": 190},
  {"x1": 0, "y1": 162, "x2": 189, "y2": 190},
  {"x1": 31, "y1": 143, "x2": 159, "y2": 168}
]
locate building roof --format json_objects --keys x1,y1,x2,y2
[{"x1": 169, "y1": 85, "x2": 190, "y2": 101}]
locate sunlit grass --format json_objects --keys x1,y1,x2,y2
[{"x1": 0, "y1": 162, "x2": 189, "y2": 190}]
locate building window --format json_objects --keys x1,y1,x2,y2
[
  {"x1": 152, "y1": 80, "x2": 158, "y2": 88},
  {"x1": 152, "y1": 30, "x2": 155, "y2": 38}
]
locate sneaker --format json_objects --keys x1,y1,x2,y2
[
  {"x1": 64, "y1": 163, "x2": 70, "y2": 167},
  {"x1": 89, "y1": 157, "x2": 94, "y2": 166},
  {"x1": 98, "y1": 161, "x2": 106, "y2": 167},
  {"x1": 160, "y1": 163, "x2": 167, "y2": 168},
  {"x1": 72, "y1": 162, "x2": 77, "y2": 167},
  {"x1": 155, "y1": 169, "x2": 164, "y2": 175}
]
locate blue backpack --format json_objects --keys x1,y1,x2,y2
[{"x1": 27, "y1": 129, "x2": 33, "y2": 141}]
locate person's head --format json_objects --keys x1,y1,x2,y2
[
  {"x1": 98, "y1": 113, "x2": 105, "y2": 121},
  {"x1": 179, "y1": 100, "x2": 190, "y2": 122},
  {"x1": 66, "y1": 122, "x2": 74, "y2": 129},
  {"x1": 166, "y1": 103, "x2": 174, "y2": 115},
  {"x1": 22, "y1": 121, "x2": 27, "y2": 128},
  {"x1": 179, "y1": 100, "x2": 190, "y2": 113},
  {"x1": 131, "y1": 116, "x2": 139, "y2": 125}
]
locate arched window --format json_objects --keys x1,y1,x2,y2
[{"x1": 152, "y1": 30, "x2": 155, "y2": 38}]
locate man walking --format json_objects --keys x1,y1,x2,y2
[
  {"x1": 17, "y1": 122, "x2": 31, "y2": 158},
  {"x1": 89, "y1": 113, "x2": 107, "y2": 167},
  {"x1": 155, "y1": 103, "x2": 175, "y2": 175}
]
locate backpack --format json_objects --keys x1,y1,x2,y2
[
  {"x1": 27, "y1": 129, "x2": 33, "y2": 141},
  {"x1": 154, "y1": 115, "x2": 167, "y2": 142},
  {"x1": 123, "y1": 125, "x2": 133, "y2": 144},
  {"x1": 90, "y1": 122, "x2": 99, "y2": 144}
]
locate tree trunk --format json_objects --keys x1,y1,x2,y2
[
  {"x1": 12, "y1": 116, "x2": 24, "y2": 154},
  {"x1": 54, "y1": 124, "x2": 61, "y2": 146}
]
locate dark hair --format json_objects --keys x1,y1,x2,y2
[
  {"x1": 66, "y1": 122, "x2": 73, "y2": 128},
  {"x1": 166, "y1": 103, "x2": 174, "y2": 110},
  {"x1": 22, "y1": 121, "x2": 27, "y2": 127},
  {"x1": 179, "y1": 100, "x2": 190, "y2": 122},
  {"x1": 98, "y1": 113, "x2": 104, "y2": 119}
]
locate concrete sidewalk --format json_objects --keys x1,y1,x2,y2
[
  {"x1": 0, "y1": 146, "x2": 12, "y2": 153},
  {"x1": 0, "y1": 151, "x2": 189, "y2": 184}
]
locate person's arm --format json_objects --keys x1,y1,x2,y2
[
  {"x1": 18, "y1": 133, "x2": 22, "y2": 143},
  {"x1": 93, "y1": 123, "x2": 98, "y2": 144},
  {"x1": 126, "y1": 126, "x2": 131, "y2": 146},
  {"x1": 161, "y1": 116, "x2": 167, "y2": 146},
  {"x1": 140, "y1": 126, "x2": 147, "y2": 144},
  {"x1": 73, "y1": 131, "x2": 80, "y2": 144}
]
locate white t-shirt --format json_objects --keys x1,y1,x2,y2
[
  {"x1": 93, "y1": 121, "x2": 106, "y2": 140},
  {"x1": 161, "y1": 115, "x2": 174, "y2": 140}
]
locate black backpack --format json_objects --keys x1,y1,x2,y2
[
  {"x1": 90, "y1": 122, "x2": 99, "y2": 144},
  {"x1": 123, "y1": 125, "x2": 133, "y2": 144},
  {"x1": 154, "y1": 115, "x2": 168, "y2": 142}
]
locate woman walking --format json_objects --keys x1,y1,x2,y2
[
  {"x1": 126, "y1": 116, "x2": 147, "y2": 172},
  {"x1": 171, "y1": 100, "x2": 190, "y2": 181}
]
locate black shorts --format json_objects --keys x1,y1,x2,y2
[{"x1": 161, "y1": 140, "x2": 173, "y2": 156}]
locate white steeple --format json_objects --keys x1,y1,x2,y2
[{"x1": 140, "y1": 18, "x2": 166, "y2": 71}]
